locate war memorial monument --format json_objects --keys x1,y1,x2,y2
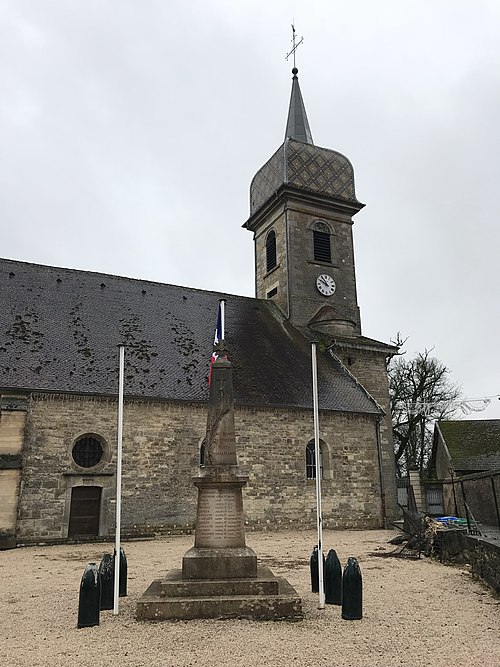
[{"x1": 136, "y1": 347, "x2": 303, "y2": 620}]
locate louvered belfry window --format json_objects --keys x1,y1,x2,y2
[
  {"x1": 266, "y1": 230, "x2": 277, "y2": 272},
  {"x1": 313, "y1": 222, "x2": 332, "y2": 263},
  {"x1": 72, "y1": 435, "x2": 104, "y2": 468}
]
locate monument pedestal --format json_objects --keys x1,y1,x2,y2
[
  {"x1": 183, "y1": 467, "x2": 257, "y2": 580},
  {"x1": 182, "y1": 546, "x2": 257, "y2": 580}
]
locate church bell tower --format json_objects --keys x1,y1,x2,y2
[{"x1": 244, "y1": 67, "x2": 365, "y2": 338}]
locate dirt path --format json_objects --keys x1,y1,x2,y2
[{"x1": 1, "y1": 529, "x2": 499, "y2": 666}]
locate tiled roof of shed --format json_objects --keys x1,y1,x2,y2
[
  {"x1": 0, "y1": 258, "x2": 380, "y2": 414},
  {"x1": 438, "y1": 419, "x2": 500, "y2": 472}
]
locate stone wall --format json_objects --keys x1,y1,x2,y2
[
  {"x1": 254, "y1": 208, "x2": 288, "y2": 314},
  {"x1": 0, "y1": 469, "x2": 21, "y2": 548},
  {"x1": 466, "y1": 535, "x2": 500, "y2": 595},
  {"x1": 238, "y1": 406, "x2": 383, "y2": 530},
  {"x1": 286, "y1": 202, "x2": 360, "y2": 331},
  {"x1": 17, "y1": 395, "x2": 204, "y2": 543},
  {"x1": 436, "y1": 529, "x2": 500, "y2": 596},
  {"x1": 15, "y1": 393, "x2": 387, "y2": 543},
  {"x1": 333, "y1": 347, "x2": 398, "y2": 522},
  {"x1": 253, "y1": 198, "x2": 361, "y2": 333},
  {"x1": 0, "y1": 399, "x2": 26, "y2": 548}
]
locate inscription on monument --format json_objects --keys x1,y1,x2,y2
[
  {"x1": 212, "y1": 430, "x2": 236, "y2": 463},
  {"x1": 195, "y1": 487, "x2": 244, "y2": 548}
]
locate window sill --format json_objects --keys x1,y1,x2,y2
[
  {"x1": 263, "y1": 264, "x2": 281, "y2": 279},
  {"x1": 63, "y1": 470, "x2": 115, "y2": 476}
]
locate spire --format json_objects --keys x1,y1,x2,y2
[{"x1": 285, "y1": 68, "x2": 313, "y2": 145}]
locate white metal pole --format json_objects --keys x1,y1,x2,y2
[
  {"x1": 220, "y1": 298, "x2": 226, "y2": 341},
  {"x1": 311, "y1": 342, "x2": 325, "y2": 609},
  {"x1": 113, "y1": 345, "x2": 125, "y2": 615}
]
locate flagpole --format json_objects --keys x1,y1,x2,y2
[
  {"x1": 311, "y1": 342, "x2": 325, "y2": 609},
  {"x1": 113, "y1": 345, "x2": 125, "y2": 615},
  {"x1": 219, "y1": 298, "x2": 226, "y2": 341}
]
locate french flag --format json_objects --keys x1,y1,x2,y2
[{"x1": 208, "y1": 300, "x2": 225, "y2": 385}]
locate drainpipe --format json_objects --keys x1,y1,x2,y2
[{"x1": 375, "y1": 416, "x2": 387, "y2": 527}]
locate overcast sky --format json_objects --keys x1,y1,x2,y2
[{"x1": 1, "y1": 0, "x2": 499, "y2": 419}]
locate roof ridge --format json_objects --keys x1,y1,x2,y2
[
  {"x1": 0, "y1": 256, "x2": 261, "y2": 303},
  {"x1": 327, "y1": 350, "x2": 384, "y2": 416},
  {"x1": 439, "y1": 419, "x2": 500, "y2": 425}
]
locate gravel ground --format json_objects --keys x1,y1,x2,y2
[{"x1": 1, "y1": 529, "x2": 500, "y2": 667}]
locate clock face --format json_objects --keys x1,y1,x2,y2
[{"x1": 316, "y1": 273, "x2": 336, "y2": 296}]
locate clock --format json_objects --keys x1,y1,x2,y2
[{"x1": 316, "y1": 274, "x2": 336, "y2": 296}]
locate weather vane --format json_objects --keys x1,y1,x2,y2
[{"x1": 285, "y1": 23, "x2": 304, "y2": 68}]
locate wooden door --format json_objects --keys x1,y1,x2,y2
[{"x1": 68, "y1": 486, "x2": 101, "y2": 537}]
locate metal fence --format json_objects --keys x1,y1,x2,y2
[
  {"x1": 424, "y1": 484, "x2": 444, "y2": 515},
  {"x1": 442, "y1": 470, "x2": 500, "y2": 529},
  {"x1": 396, "y1": 476, "x2": 444, "y2": 515},
  {"x1": 396, "y1": 477, "x2": 409, "y2": 508}
]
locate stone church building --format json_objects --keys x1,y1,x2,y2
[{"x1": 0, "y1": 68, "x2": 398, "y2": 548}]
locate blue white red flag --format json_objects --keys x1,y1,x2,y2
[{"x1": 208, "y1": 301, "x2": 224, "y2": 385}]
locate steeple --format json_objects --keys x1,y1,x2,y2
[
  {"x1": 285, "y1": 68, "x2": 313, "y2": 144},
  {"x1": 245, "y1": 46, "x2": 364, "y2": 337}
]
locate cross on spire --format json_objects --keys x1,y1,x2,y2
[
  {"x1": 285, "y1": 23, "x2": 304, "y2": 69},
  {"x1": 284, "y1": 23, "x2": 313, "y2": 145}
]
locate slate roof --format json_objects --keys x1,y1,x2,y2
[
  {"x1": 0, "y1": 258, "x2": 381, "y2": 414},
  {"x1": 438, "y1": 420, "x2": 500, "y2": 472}
]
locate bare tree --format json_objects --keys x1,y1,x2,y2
[{"x1": 388, "y1": 346, "x2": 462, "y2": 475}]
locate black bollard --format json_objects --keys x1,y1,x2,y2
[
  {"x1": 117, "y1": 547, "x2": 127, "y2": 597},
  {"x1": 324, "y1": 549, "x2": 342, "y2": 605},
  {"x1": 98, "y1": 553, "x2": 115, "y2": 610},
  {"x1": 310, "y1": 545, "x2": 319, "y2": 592},
  {"x1": 309, "y1": 545, "x2": 325, "y2": 593},
  {"x1": 341, "y1": 556, "x2": 362, "y2": 620},
  {"x1": 77, "y1": 563, "x2": 101, "y2": 628}
]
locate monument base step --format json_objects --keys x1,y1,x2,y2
[
  {"x1": 154, "y1": 566, "x2": 280, "y2": 597},
  {"x1": 182, "y1": 545, "x2": 257, "y2": 580},
  {"x1": 136, "y1": 567, "x2": 303, "y2": 621}
]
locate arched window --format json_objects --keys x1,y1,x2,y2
[
  {"x1": 200, "y1": 441, "x2": 206, "y2": 466},
  {"x1": 266, "y1": 230, "x2": 277, "y2": 272},
  {"x1": 312, "y1": 221, "x2": 332, "y2": 264},
  {"x1": 306, "y1": 439, "x2": 324, "y2": 479}
]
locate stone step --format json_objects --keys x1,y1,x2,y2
[
  {"x1": 136, "y1": 572, "x2": 303, "y2": 621},
  {"x1": 151, "y1": 567, "x2": 280, "y2": 597}
]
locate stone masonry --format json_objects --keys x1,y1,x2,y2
[
  {"x1": 254, "y1": 200, "x2": 360, "y2": 333},
  {"x1": 0, "y1": 398, "x2": 26, "y2": 548},
  {"x1": 333, "y1": 346, "x2": 398, "y2": 521},
  {"x1": 15, "y1": 393, "x2": 385, "y2": 543}
]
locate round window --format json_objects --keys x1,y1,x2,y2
[{"x1": 72, "y1": 435, "x2": 104, "y2": 468}]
